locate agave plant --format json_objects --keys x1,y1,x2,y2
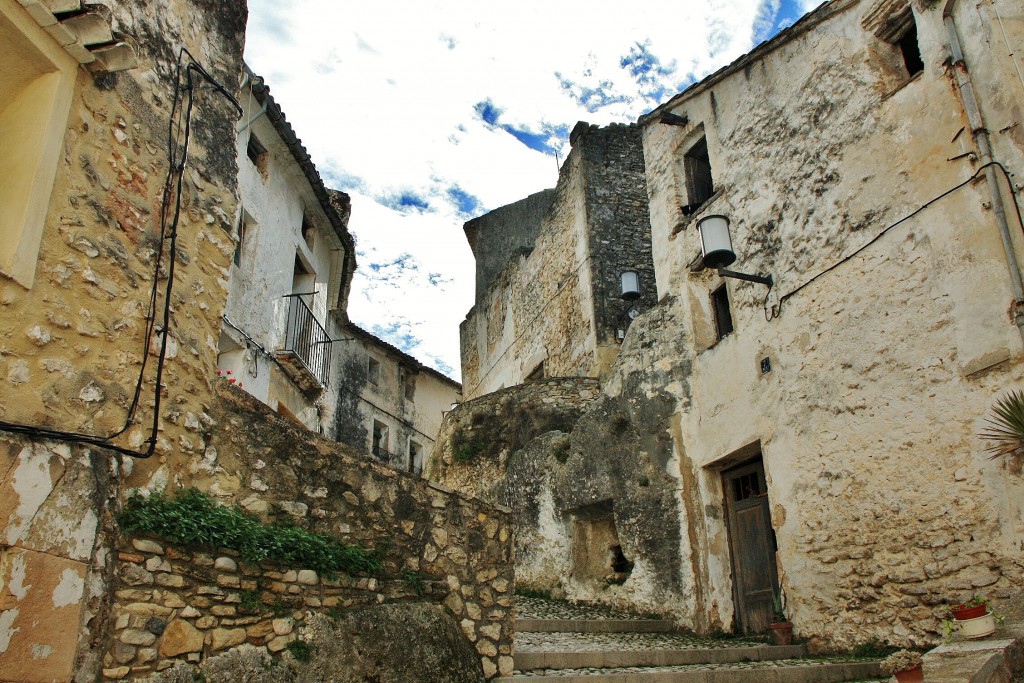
[{"x1": 980, "y1": 389, "x2": 1024, "y2": 460}]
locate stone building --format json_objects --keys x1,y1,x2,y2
[
  {"x1": 435, "y1": 0, "x2": 1024, "y2": 652},
  {"x1": 218, "y1": 68, "x2": 356, "y2": 435},
  {"x1": 334, "y1": 324, "x2": 462, "y2": 475},
  {"x1": 459, "y1": 122, "x2": 657, "y2": 400},
  {"x1": 0, "y1": 1, "x2": 513, "y2": 680}
]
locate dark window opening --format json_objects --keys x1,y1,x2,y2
[
  {"x1": 712, "y1": 284, "x2": 733, "y2": 340},
  {"x1": 525, "y1": 361, "x2": 544, "y2": 383},
  {"x1": 684, "y1": 136, "x2": 715, "y2": 208},
  {"x1": 897, "y1": 23, "x2": 923, "y2": 76},
  {"x1": 367, "y1": 357, "x2": 380, "y2": 385},
  {"x1": 610, "y1": 544, "x2": 634, "y2": 575},
  {"x1": 233, "y1": 214, "x2": 252, "y2": 267},
  {"x1": 372, "y1": 419, "x2": 389, "y2": 459},
  {"x1": 301, "y1": 214, "x2": 315, "y2": 249},
  {"x1": 246, "y1": 134, "x2": 268, "y2": 177},
  {"x1": 408, "y1": 440, "x2": 422, "y2": 475},
  {"x1": 401, "y1": 367, "x2": 416, "y2": 400}
]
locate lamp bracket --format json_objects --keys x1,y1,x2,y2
[{"x1": 717, "y1": 267, "x2": 773, "y2": 287}]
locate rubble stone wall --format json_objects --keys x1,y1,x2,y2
[
  {"x1": 159, "y1": 383, "x2": 516, "y2": 678},
  {"x1": 0, "y1": 0, "x2": 246, "y2": 680}
]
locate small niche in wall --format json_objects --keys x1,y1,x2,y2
[{"x1": 569, "y1": 501, "x2": 633, "y2": 587}]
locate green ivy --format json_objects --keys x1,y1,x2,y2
[{"x1": 120, "y1": 489, "x2": 381, "y2": 576}]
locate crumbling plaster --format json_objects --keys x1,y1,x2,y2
[{"x1": 638, "y1": 0, "x2": 1024, "y2": 648}]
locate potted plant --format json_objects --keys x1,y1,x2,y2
[
  {"x1": 769, "y1": 590, "x2": 793, "y2": 646},
  {"x1": 880, "y1": 650, "x2": 924, "y2": 683},
  {"x1": 945, "y1": 595, "x2": 1002, "y2": 640}
]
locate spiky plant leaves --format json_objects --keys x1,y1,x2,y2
[{"x1": 980, "y1": 389, "x2": 1024, "y2": 460}]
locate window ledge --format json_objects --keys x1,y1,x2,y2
[{"x1": 671, "y1": 187, "x2": 727, "y2": 238}]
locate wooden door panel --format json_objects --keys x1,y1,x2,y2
[{"x1": 724, "y1": 459, "x2": 779, "y2": 635}]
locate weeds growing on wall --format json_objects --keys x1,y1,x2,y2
[
  {"x1": 120, "y1": 488, "x2": 381, "y2": 576},
  {"x1": 286, "y1": 640, "x2": 314, "y2": 663}
]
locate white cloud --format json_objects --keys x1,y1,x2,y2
[{"x1": 245, "y1": 0, "x2": 816, "y2": 380}]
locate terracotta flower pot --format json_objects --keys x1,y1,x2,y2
[
  {"x1": 894, "y1": 665, "x2": 924, "y2": 682},
  {"x1": 769, "y1": 621, "x2": 793, "y2": 646},
  {"x1": 951, "y1": 604, "x2": 987, "y2": 620}
]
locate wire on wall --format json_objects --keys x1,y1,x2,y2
[
  {"x1": 765, "y1": 160, "x2": 1023, "y2": 320},
  {"x1": 0, "y1": 48, "x2": 242, "y2": 459}
]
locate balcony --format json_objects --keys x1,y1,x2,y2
[{"x1": 275, "y1": 295, "x2": 331, "y2": 394}]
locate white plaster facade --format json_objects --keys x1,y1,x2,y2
[
  {"x1": 218, "y1": 70, "x2": 354, "y2": 435},
  {"x1": 333, "y1": 325, "x2": 462, "y2": 475},
  {"x1": 635, "y1": 0, "x2": 1024, "y2": 647}
]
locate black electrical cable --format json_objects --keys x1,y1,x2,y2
[
  {"x1": 765, "y1": 160, "x2": 1023, "y2": 320},
  {"x1": 0, "y1": 48, "x2": 241, "y2": 459}
]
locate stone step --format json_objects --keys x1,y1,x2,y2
[
  {"x1": 518, "y1": 619, "x2": 678, "y2": 633},
  {"x1": 494, "y1": 657, "x2": 884, "y2": 682},
  {"x1": 515, "y1": 630, "x2": 803, "y2": 671},
  {"x1": 515, "y1": 644, "x2": 807, "y2": 671}
]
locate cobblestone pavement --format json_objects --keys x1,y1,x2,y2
[
  {"x1": 515, "y1": 596, "x2": 668, "y2": 621},
  {"x1": 516, "y1": 631, "x2": 766, "y2": 652},
  {"x1": 510, "y1": 656, "x2": 884, "y2": 677}
]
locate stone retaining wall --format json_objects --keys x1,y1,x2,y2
[
  {"x1": 103, "y1": 536, "x2": 464, "y2": 679},
  {"x1": 114, "y1": 383, "x2": 516, "y2": 679}
]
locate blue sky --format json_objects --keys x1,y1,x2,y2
[{"x1": 245, "y1": 0, "x2": 824, "y2": 380}]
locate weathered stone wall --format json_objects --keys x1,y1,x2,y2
[
  {"x1": 465, "y1": 189, "x2": 555, "y2": 301},
  {"x1": 436, "y1": 311, "x2": 699, "y2": 619},
  {"x1": 639, "y1": 0, "x2": 1024, "y2": 649},
  {"x1": 429, "y1": 377, "x2": 602, "y2": 493},
  {"x1": 576, "y1": 123, "x2": 658, "y2": 372},
  {"x1": 103, "y1": 534, "x2": 487, "y2": 680},
  {"x1": 0, "y1": 0, "x2": 246, "y2": 680},
  {"x1": 166, "y1": 383, "x2": 515, "y2": 678},
  {"x1": 460, "y1": 123, "x2": 654, "y2": 400},
  {"x1": 332, "y1": 325, "x2": 462, "y2": 474}
]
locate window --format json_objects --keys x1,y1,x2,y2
[
  {"x1": 408, "y1": 440, "x2": 422, "y2": 474},
  {"x1": 0, "y1": 4, "x2": 77, "y2": 288},
  {"x1": 896, "y1": 21, "x2": 923, "y2": 77},
  {"x1": 301, "y1": 214, "x2": 315, "y2": 249},
  {"x1": 525, "y1": 361, "x2": 545, "y2": 383},
  {"x1": 399, "y1": 366, "x2": 416, "y2": 400},
  {"x1": 683, "y1": 136, "x2": 715, "y2": 211},
  {"x1": 367, "y1": 357, "x2": 380, "y2": 385},
  {"x1": 863, "y1": 0, "x2": 923, "y2": 79},
  {"x1": 246, "y1": 133, "x2": 268, "y2": 178},
  {"x1": 233, "y1": 211, "x2": 256, "y2": 267},
  {"x1": 372, "y1": 420, "x2": 389, "y2": 458},
  {"x1": 711, "y1": 284, "x2": 733, "y2": 340}
]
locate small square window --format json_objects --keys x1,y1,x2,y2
[
  {"x1": 367, "y1": 357, "x2": 380, "y2": 385},
  {"x1": 711, "y1": 284, "x2": 733, "y2": 341}
]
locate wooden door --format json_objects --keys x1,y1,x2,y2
[{"x1": 723, "y1": 458, "x2": 779, "y2": 634}]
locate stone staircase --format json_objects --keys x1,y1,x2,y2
[{"x1": 495, "y1": 596, "x2": 886, "y2": 682}]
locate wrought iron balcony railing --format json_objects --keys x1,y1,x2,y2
[{"x1": 275, "y1": 295, "x2": 331, "y2": 393}]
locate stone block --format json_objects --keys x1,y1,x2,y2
[
  {"x1": 120, "y1": 629, "x2": 156, "y2": 646},
  {"x1": 132, "y1": 539, "x2": 164, "y2": 555},
  {"x1": 296, "y1": 569, "x2": 318, "y2": 585},
  {"x1": 214, "y1": 556, "x2": 237, "y2": 572},
  {"x1": 209, "y1": 627, "x2": 247, "y2": 651}
]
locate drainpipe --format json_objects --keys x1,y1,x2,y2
[{"x1": 942, "y1": 0, "x2": 1024, "y2": 338}]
